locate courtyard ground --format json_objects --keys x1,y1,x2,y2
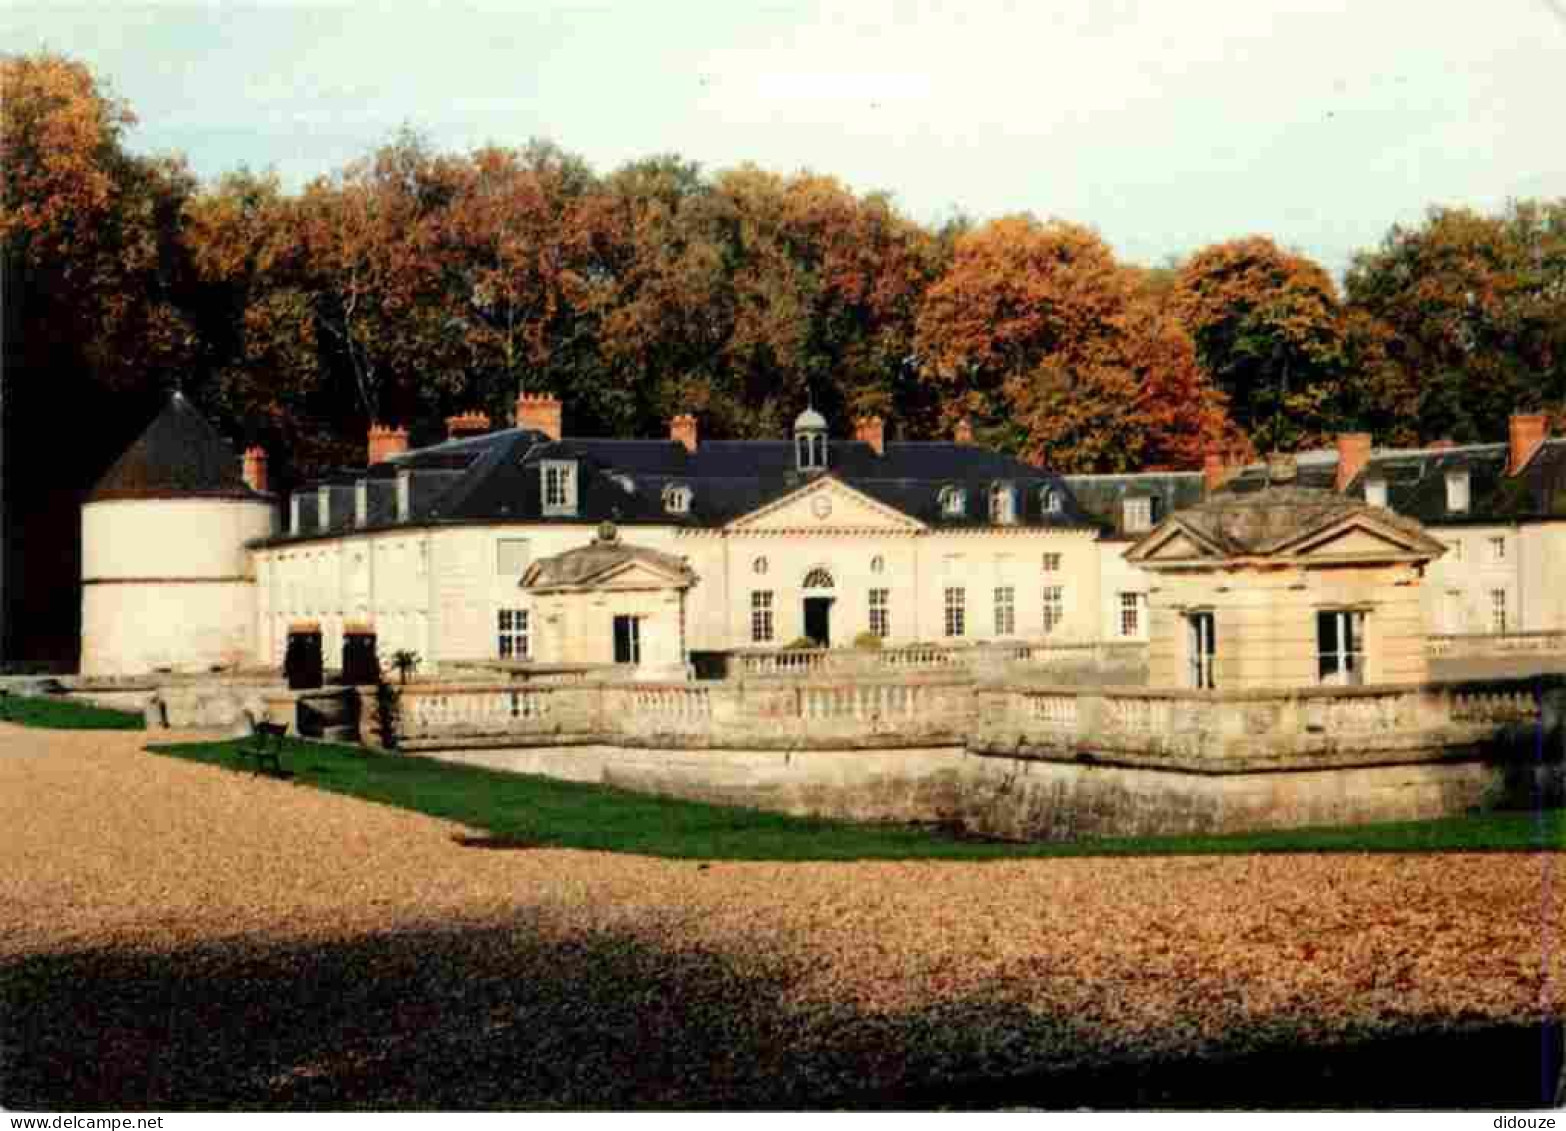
[{"x1": 3, "y1": 721, "x2": 1564, "y2": 1109}]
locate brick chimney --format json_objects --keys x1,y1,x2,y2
[
  {"x1": 854, "y1": 415, "x2": 885, "y2": 456},
  {"x1": 670, "y1": 413, "x2": 698, "y2": 453},
  {"x1": 1508, "y1": 412, "x2": 1548, "y2": 475},
  {"x1": 241, "y1": 446, "x2": 268, "y2": 494},
  {"x1": 367, "y1": 422, "x2": 409, "y2": 465},
  {"x1": 954, "y1": 416, "x2": 974, "y2": 445},
  {"x1": 1335, "y1": 432, "x2": 1373, "y2": 492},
  {"x1": 516, "y1": 392, "x2": 562, "y2": 442},
  {"x1": 446, "y1": 411, "x2": 491, "y2": 442}
]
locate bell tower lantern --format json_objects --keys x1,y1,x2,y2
[{"x1": 794, "y1": 404, "x2": 828, "y2": 474}]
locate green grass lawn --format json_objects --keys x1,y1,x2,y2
[
  {"x1": 146, "y1": 735, "x2": 1566, "y2": 861},
  {"x1": 0, "y1": 694, "x2": 144, "y2": 730}
]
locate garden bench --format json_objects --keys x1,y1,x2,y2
[{"x1": 239, "y1": 720, "x2": 288, "y2": 776}]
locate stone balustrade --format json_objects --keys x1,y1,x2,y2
[
  {"x1": 733, "y1": 640, "x2": 1146, "y2": 679},
  {"x1": 365, "y1": 672, "x2": 1564, "y2": 773},
  {"x1": 371, "y1": 675, "x2": 977, "y2": 751},
  {"x1": 970, "y1": 679, "x2": 1561, "y2": 773},
  {"x1": 1426, "y1": 631, "x2": 1566, "y2": 659}
]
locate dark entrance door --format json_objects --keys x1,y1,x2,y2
[
  {"x1": 613, "y1": 615, "x2": 641, "y2": 664},
  {"x1": 803, "y1": 597, "x2": 832, "y2": 647}
]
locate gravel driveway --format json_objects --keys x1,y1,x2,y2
[{"x1": 2, "y1": 722, "x2": 1563, "y2": 1109}]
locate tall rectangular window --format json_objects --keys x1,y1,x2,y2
[
  {"x1": 613, "y1": 615, "x2": 641, "y2": 664},
  {"x1": 944, "y1": 587, "x2": 966, "y2": 638},
  {"x1": 1317, "y1": 610, "x2": 1366, "y2": 686},
  {"x1": 1488, "y1": 536, "x2": 1507, "y2": 563},
  {"x1": 495, "y1": 538, "x2": 530, "y2": 576},
  {"x1": 1041, "y1": 552, "x2": 1062, "y2": 573},
  {"x1": 1042, "y1": 586, "x2": 1064, "y2": 635},
  {"x1": 497, "y1": 609, "x2": 530, "y2": 659},
  {"x1": 868, "y1": 588, "x2": 890, "y2": 638},
  {"x1": 751, "y1": 590, "x2": 774, "y2": 643},
  {"x1": 1123, "y1": 497, "x2": 1152, "y2": 532},
  {"x1": 1118, "y1": 592, "x2": 1144, "y2": 638},
  {"x1": 1187, "y1": 611, "x2": 1216, "y2": 689},
  {"x1": 993, "y1": 586, "x2": 1015, "y2": 636},
  {"x1": 542, "y1": 460, "x2": 577, "y2": 516},
  {"x1": 1491, "y1": 589, "x2": 1508, "y2": 633}
]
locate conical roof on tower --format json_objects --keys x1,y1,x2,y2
[{"x1": 88, "y1": 392, "x2": 262, "y2": 501}]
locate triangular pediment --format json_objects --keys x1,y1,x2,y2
[
  {"x1": 1125, "y1": 518, "x2": 1223, "y2": 563},
  {"x1": 1285, "y1": 515, "x2": 1443, "y2": 560},
  {"x1": 726, "y1": 475, "x2": 925, "y2": 533},
  {"x1": 590, "y1": 560, "x2": 690, "y2": 590}
]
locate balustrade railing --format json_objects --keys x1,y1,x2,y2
[
  {"x1": 733, "y1": 640, "x2": 1147, "y2": 678},
  {"x1": 375, "y1": 673, "x2": 1562, "y2": 769},
  {"x1": 1427, "y1": 631, "x2": 1566, "y2": 659}
]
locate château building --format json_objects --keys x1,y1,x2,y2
[{"x1": 79, "y1": 391, "x2": 1566, "y2": 680}]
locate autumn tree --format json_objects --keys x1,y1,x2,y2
[
  {"x1": 915, "y1": 216, "x2": 1238, "y2": 471},
  {"x1": 294, "y1": 130, "x2": 465, "y2": 426},
  {"x1": 1170, "y1": 236, "x2": 1348, "y2": 452},
  {"x1": 1344, "y1": 201, "x2": 1566, "y2": 442}
]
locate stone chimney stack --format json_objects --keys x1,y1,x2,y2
[
  {"x1": 1266, "y1": 451, "x2": 1298, "y2": 484},
  {"x1": 1335, "y1": 432, "x2": 1373, "y2": 492},
  {"x1": 670, "y1": 413, "x2": 698, "y2": 453},
  {"x1": 516, "y1": 392, "x2": 563, "y2": 442},
  {"x1": 445, "y1": 411, "x2": 491, "y2": 442},
  {"x1": 1508, "y1": 412, "x2": 1548, "y2": 475},
  {"x1": 954, "y1": 416, "x2": 974, "y2": 445},
  {"x1": 854, "y1": 415, "x2": 885, "y2": 456},
  {"x1": 241, "y1": 446, "x2": 268, "y2": 494},
  {"x1": 368, "y1": 423, "x2": 409, "y2": 465}
]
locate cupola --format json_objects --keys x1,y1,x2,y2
[{"x1": 794, "y1": 404, "x2": 828, "y2": 474}]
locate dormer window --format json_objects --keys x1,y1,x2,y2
[
  {"x1": 989, "y1": 482, "x2": 1017, "y2": 525},
  {"x1": 939, "y1": 486, "x2": 967, "y2": 517},
  {"x1": 1123, "y1": 496, "x2": 1153, "y2": 533},
  {"x1": 1365, "y1": 478, "x2": 1388, "y2": 509},
  {"x1": 542, "y1": 460, "x2": 577, "y2": 516},
  {"x1": 1041, "y1": 487, "x2": 1063, "y2": 515},
  {"x1": 289, "y1": 493, "x2": 303, "y2": 535},
  {"x1": 1445, "y1": 469, "x2": 1470, "y2": 514},
  {"x1": 354, "y1": 481, "x2": 368, "y2": 527},
  {"x1": 663, "y1": 483, "x2": 692, "y2": 515},
  {"x1": 395, "y1": 471, "x2": 411, "y2": 522}
]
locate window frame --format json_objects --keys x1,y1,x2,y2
[
  {"x1": 1042, "y1": 585, "x2": 1064, "y2": 636},
  {"x1": 993, "y1": 585, "x2": 1016, "y2": 636},
  {"x1": 1118, "y1": 592, "x2": 1144, "y2": 639},
  {"x1": 497, "y1": 608, "x2": 530, "y2": 660},
  {"x1": 1187, "y1": 610, "x2": 1217, "y2": 690},
  {"x1": 1444, "y1": 470, "x2": 1470, "y2": 514},
  {"x1": 1490, "y1": 589, "x2": 1508, "y2": 634},
  {"x1": 868, "y1": 587, "x2": 890, "y2": 639},
  {"x1": 989, "y1": 482, "x2": 1017, "y2": 525},
  {"x1": 750, "y1": 590, "x2": 775, "y2": 644},
  {"x1": 1041, "y1": 487, "x2": 1063, "y2": 515},
  {"x1": 613, "y1": 614, "x2": 642, "y2": 665},
  {"x1": 1316, "y1": 609, "x2": 1366, "y2": 686},
  {"x1": 1123, "y1": 496, "x2": 1152, "y2": 533},
  {"x1": 943, "y1": 586, "x2": 966, "y2": 638},
  {"x1": 1488, "y1": 536, "x2": 1507, "y2": 564},
  {"x1": 663, "y1": 482, "x2": 693, "y2": 515},
  {"x1": 541, "y1": 459, "x2": 578, "y2": 516},
  {"x1": 1365, "y1": 478, "x2": 1388, "y2": 509}
]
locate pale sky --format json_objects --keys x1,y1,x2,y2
[{"x1": 7, "y1": 0, "x2": 1565, "y2": 275}]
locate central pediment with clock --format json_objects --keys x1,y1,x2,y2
[{"x1": 724, "y1": 475, "x2": 926, "y2": 534}]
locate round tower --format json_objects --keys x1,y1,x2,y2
[{"x1": 80, "y1": 393, "x2": 278, "y2": 675}]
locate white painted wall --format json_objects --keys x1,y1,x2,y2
[{"x1": 80, "y1": 496, "x2": 275, "y2": 675}]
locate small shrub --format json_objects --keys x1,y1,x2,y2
[
  {"x1": 782, "y1": 636, "x2": 818, "y2": 650},
  {"x1": 852, "y1": 631, "x2": 883, "y2": 651},
  {"x1": 372, "y1": 679, "x2": 401, "y2": 750},
  {"x1": 391, "y1": 649, "x2": 421, "y2": 685}
]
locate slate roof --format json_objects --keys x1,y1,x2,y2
[
  {"x1": 1152, "y1": 486, "x2": 1445, "y2": 557},
  {"x1": 1062, "y1": 472, "x2": 1207, "y2": 539},
  {"x1": 89, "y1": 393, "x2": 264, "y2": 502},
  {"x1": 1222, "y1": 440, "x2": 1566, "y2": 525},
  {"x1": 265, "y1": 423, "x2": 1100, "y2": 544},
  {"x1": 522, "y1": 529, "x2": 697, "y2": 591}
]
